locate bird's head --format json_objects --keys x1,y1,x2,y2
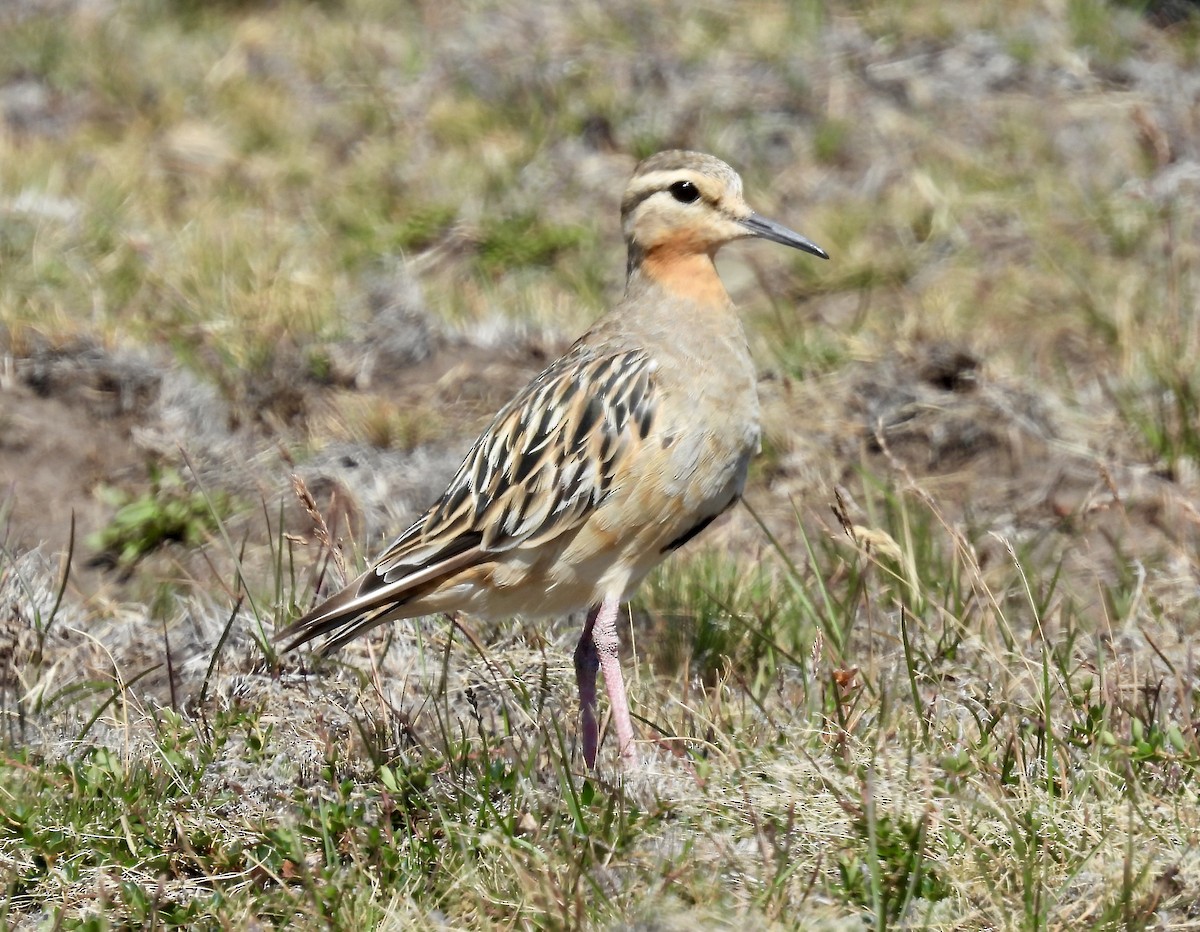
[{"x1": 620, "y1": 150, "x2": 828, "y2": 267}]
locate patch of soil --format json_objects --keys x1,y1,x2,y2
[
  {"x1": 0, "y1": 331, "x2": 555, "y2": 603},
  {"x1": 1, "y1": 352, "x2": 159, "y2": 591}
]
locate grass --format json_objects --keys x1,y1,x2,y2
[
  {"x1": 3, "y1": 0, "x2": 1200, "y2": 926},
  {"x1": 5, "y1": 472, "x2": 1200, "y2": 927},
  {"x1": 87, "y1": 466, "x2": 233, "y2": 575}
]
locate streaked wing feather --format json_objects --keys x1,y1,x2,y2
[
  {"x1": 279, "y1": 347, "x2": 658, "y2": 650},
  {"x1": 380, "y1": 347, "x2": 657, "y2": 570},
  {"x1": 280, "y1": 543, "x2": 484, "y2": 653}
]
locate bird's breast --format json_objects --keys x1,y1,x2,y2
[{"x1": 632, "y1": 333, "x2": 760, "y2": 520}]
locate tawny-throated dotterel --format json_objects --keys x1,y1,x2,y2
[{"x1": 279, "y1": 150, "x2": 828, "y2": 767}]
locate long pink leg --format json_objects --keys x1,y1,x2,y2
[{"x1": 574, "y1": 596, "x2": 638, "y2": 767}]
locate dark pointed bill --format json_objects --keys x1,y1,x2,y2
[{"x1": 740, "y1": 212, "x2": 829, "y2": 259}]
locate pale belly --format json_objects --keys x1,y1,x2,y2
[{"x1": 537, "y1": 418, "x2": 761, "y2": 613}]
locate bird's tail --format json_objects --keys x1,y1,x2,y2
[
  {"x1": 276, "y1": 569, "x2": 412, "y2": 656},
  {"x1": 277, "y1": 543, "x2": 484, "y2": 656}
]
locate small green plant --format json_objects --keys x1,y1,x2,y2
[
  {"x1": 637, "y1": 554, "x2": 812, "y2": 693},
  {"x1": 837, "y1": 809, "x2": 951, "y2": 923},
  {"x1": 395, "y1": 205, "x2": 459, "y2": 252},
  {"x1": 331, "y1": 204, "x2": 458, "y2": 268},
  {"x1": 1067, "y1": 0, "x2": 1136, "y2": 64},
  {"x1": 475, "y1": 214, "x2": 585, "y2": 274},
  {"x1": 1120, "y1": 365, "x2": 1200, "y2": 477},
  {"x1": 88, "y1": 466, "x2": 231, "y2": 573},
  {"x1": 813, "y1": 117, "x2": 853, "y2": 167}
]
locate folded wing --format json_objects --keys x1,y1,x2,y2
[{"x1": 279, "y1": 347, "x2": 658, "y2": 654}]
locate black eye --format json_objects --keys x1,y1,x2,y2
[{"x1": 669, "y1": 180, "x2": 701, "y2": 204}]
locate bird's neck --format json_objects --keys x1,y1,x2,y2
[{"x1": 625, "y1": 243, "x2": 732, "y2": 310}]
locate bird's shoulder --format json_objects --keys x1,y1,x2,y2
[{"x1": 370, "y1": 341, "x2": 661, "y2": 580}]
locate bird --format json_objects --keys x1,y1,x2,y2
[{"x1": 279, "y1": 150, "x2": 828, "y2": 767}]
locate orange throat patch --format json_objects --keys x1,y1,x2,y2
[{"x1": 641, "y1": 238, "x2": 731, "y2": 307}]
